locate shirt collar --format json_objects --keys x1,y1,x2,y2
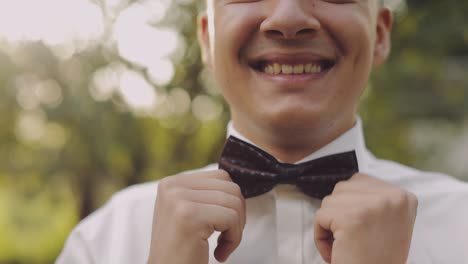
[{"x1": 226, "y1": 117, "x2": 371, "y2": 173}]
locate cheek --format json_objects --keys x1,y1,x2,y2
[
  {"x1": 315, "y1": 6, "x2": 375, "y2": 105},
  {"x1": 212, "y1": 4, "x2": 265, "y2": 65},
  {"x1": 211, "y1": 5, "x2": 265, "y2": 97},
  {"x1": 316, "y1": 4, "x2": 375, "y2": 59},
  {"x1": 322, "y1": 7, "x2": 375, "y2": 94}
]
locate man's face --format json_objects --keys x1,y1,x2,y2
[{"x1": 198, "y1": 0, "x2": 392, "y2": 137}]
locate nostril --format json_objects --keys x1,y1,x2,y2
[
  {"x1": 297, "y1": 28, "x2": 315, "y2": 36},
  {"x1": 265, "y1": 28, "x2": 316, "y2": 39},
  {"x1": 265, "y1": 30, "x2": 285, "y2": 38}
]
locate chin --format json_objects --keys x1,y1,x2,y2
[{"x1": 259, "y1": 110, "x2": 326, "y2": 133}]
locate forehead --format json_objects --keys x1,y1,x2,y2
[
  {"x1": 202, "y1": 0, "x2": 386, "y2": 3},
  {"x1": 202, "y1": 0, "x2": 387, "y2": 10}
]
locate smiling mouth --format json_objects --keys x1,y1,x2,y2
[{"x1": 251, "y1": 60, "x2": 335, "y2": 75}]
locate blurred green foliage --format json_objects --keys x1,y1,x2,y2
[{"x1": 0, "y1": 0, "x2": 467, "y2": 263}]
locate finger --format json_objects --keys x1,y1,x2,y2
[
  {"x1": 314, "y1": 225, "x2": 333, "y2": 263},
  {"x1": 321, "y1": 193, "x2": 367, "y2": 210},
  {"x1": 180, "y1": 171, "x2": 245, "y2": 223},
  {"x1": 170, "y1": 170, "x2": 242, "y2": 193},
  {"x1": 215, "y1": 230, "x2": 239, "y2": 262},
  {"x1": 182, "y1": 189, "x2": 246, "y2": 228},
  {"x1": 184, "y1": 178, "x2": 243, "y2": 198},
  {"x1": 161, "y1": 171, "x2": 243, "y2": 198},
  {"x1": 332, "y1": 174, "x2": 391, "y2": 195},
  {"x1": 314, "y1": 209, "x2": 333, "y2": 264},
  {"x1": 348, "y1": 173, "x2": 389, "y2": 185},
  {"x1": 193, "y1": 204, "x2": 242, "y2": 262},
  {"x1": 174, "y1": 179, "x2": 245, "y2": 225},
  {"x1": 180, "y1": 169, "x2": 232, "y2": 181}
]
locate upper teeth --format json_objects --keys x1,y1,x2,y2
[{"x1": 263, "y1": 63, "x2": 322, "y2": 75}]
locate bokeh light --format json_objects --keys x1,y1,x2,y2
[
  {"x1": 90, "y1": 63, "x2": 124, "y2": 102},
  {"x1": 118, "y1": 69, "x2": 158, "y2": 111},
  {"x1": 1, "y1": 0, "x2": 178, "y2": 112},
  {"x1": 1, "y1": 0, "x2": 467, "y2": 263},
  {"x1": 0, "y1": 0, "x2": 104, "y2": 59},
  {"x1": 191, "y1": 95, "x2": 223, "y2": 122},
  {"x1": 15, "y1": 110, "x2": 47, "y2": 144}
]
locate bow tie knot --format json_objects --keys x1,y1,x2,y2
[{"x1": 219, "y1": 136, "x2": 359, "y2": 199}]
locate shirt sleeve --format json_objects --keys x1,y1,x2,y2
[{"x1": 55, "y1": 230, "x2": 94, "y2": 264}]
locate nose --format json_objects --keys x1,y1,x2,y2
[{"x1": 260, "y1": 0, "x2": 320, "y2": 40}]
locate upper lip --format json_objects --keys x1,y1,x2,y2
[{"x1": 247, "y1": 51, "x2": 337, "y2": 70}]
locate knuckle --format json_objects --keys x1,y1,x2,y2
[
  {"x1": 375, "y1": 188, "x2": 407, "y2": 210},
  {"x1": 233, "y1": 196, "x2": 244, "y2": 214},
  {"x1": 408, "y1": 192, "x2": 419, "y2": 208},
  {"x1": 227, "y1": 199, "x2": 242, "y2": 220},
  {"x1": 331, "y1": 182, "x2": 343, "y2": 195},
  {"x1": 217, "y1": 192, "x2": 231, "y2": 207},
  {"x1": 159, "y1": 182, "x2": 183, "y2": 202},
  {"x1": 229, "y1": 208, "x2": 240, "y2": 224},
  {"x1": 235, "y1": 197, "x2": 244, "y2": 221},
  {"x1": 380, "y1": 188, "x2": 419, "y2": 214},
  {"x1": 157, "y1": 178, "x2": 170, "y2": 192},
  {"x1": 350, "y1": 173, "x2": 363, "y2": 180},
  {"x1": 360, "y1": 204, "x2": 374, "y2": 218},
  {"x1": 167, "y1": 187, "x2": 184, "y2": 202},
  {"x1": 321, "y1": 195, "x2": 332, "y2": 207},
  {"x1": 173, "y1": 201, "x2": 196, "y2": 221},
  {"x1": 389, "y1": 189, "x2": 411, "y2": 208},
  {"x1": 217, "y1": 169, "x2": 231, "y2": 180},
  {"x1": 217, "y1": 193, "x2": 243, "y2": 220},
  {"x1": 375, "y1": 194, "x2": 393, "y2": 211},
  {"x1": 219, "y1": 208, "x2": 238, "y2": 231},
  {"x1": 349, "y1": 207, "x2": 372, "y2": 228},
  {"x1": 158, "y1": 175, "x2": 178, "y2": 191},
  {"x1": 231, "y1": 183, "x2": 243, "y2": 198},
  {"x1": 332, "y1": 181, "x2": 346, "y2": 194},
  {"x1": 314, "y1": 208, "x2": 325, "y2": 221}
]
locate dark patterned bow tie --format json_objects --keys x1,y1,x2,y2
[{"x1": 218, "y1": 136, "x2": 359, "y2": 199}]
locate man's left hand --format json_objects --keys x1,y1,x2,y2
[{"x1": 314, "y1": 173, "x2": 418, "y2": 264}]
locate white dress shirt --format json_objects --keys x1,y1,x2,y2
[{"x1": 56, "y1": 119, "x2": 468, "y2": 264}]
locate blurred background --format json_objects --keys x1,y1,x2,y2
[{"x1": 0, "y1": 0, "x2": 467, "y2": 263}]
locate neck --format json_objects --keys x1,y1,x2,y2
[{"x1": 232, "y1": 116, "x2": 356, "y2": 163}]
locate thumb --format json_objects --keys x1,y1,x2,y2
[
  {"x1": 214, "y1": 229, "x2": 241, "y2": 262},
  {"x1": 314, "y1": 214, "x2": 334, "y2": 263}
]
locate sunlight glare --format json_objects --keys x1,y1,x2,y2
[
  {"x1": 169, "y1": 88, "x2": 191, "y2": 116},
  {"x1": 147, "y1": 59, "x2": 175, "y2": 86},
  {"x1": 191, "y1": 95, "x2": 222, "y2": 122},
  {"x1": 34, "y1": 79, "x2": 63, "y2": 108},
  {"x1": 113, "y1": 2, "x2": 178, "y2": 86},
  {"x1": 114, "y1": 6, "x2": 178, "y2": 65},
  {"x1": 15, "y1": 74, "x2": 41, "y2": 110},
  {"x1": 90, "y1": 63, "x2": 125, "y2": 102},
  {"x1": 15, "y1": 110, "x2": 47, "y2": 144},
  {"x1": 118, "y1": 70, "x2": 157, "y2": 111},
  {"x1": 0, "y1": 0, "x2": 104, "y2": 58}
]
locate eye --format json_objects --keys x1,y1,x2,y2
[
  {"x1": 321, "y1": 0, "x2": 355, "y2": 4},
  {"x1": 225, "y1": 0, "x2": 262, "y2": 3}
]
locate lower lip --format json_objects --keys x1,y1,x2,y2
[{"x1": 253, "y1": 67, "x2": 332, "y2": 87}]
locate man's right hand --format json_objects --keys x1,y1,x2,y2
[{"x1": 147, "y1": 170, "x2": 246, "y2": 264}]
